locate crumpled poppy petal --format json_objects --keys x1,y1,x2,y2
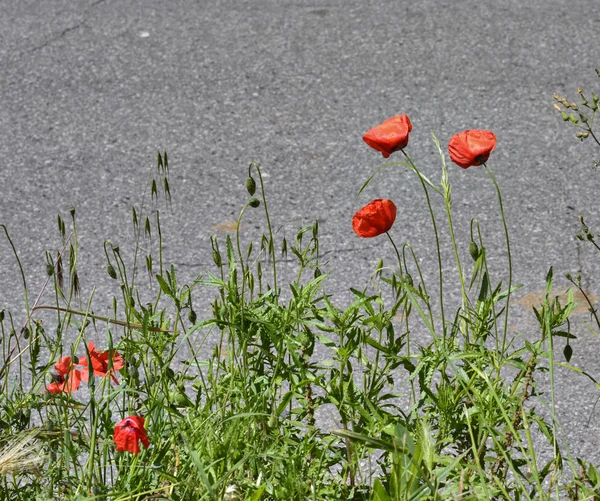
[
  {"x1": 46, "y1": 356, "x2": 82, "y2": 394},
  {"x1": 79, "y1": 341, "x2": 124, "y2": 384},
  {"x1": 54, "y1": 356, "x2": 76, "y2": 376},
  {"x1": 363, "y1": 115, "x2": 412, "y2": 158},
  {"x1": 113, "y1": 416, "x2": 149, "y2": 454},
  {"x1": 448, "y1": 130, "x2": 496, "y2": 169},
  {"x1": 352, "y1": 199, "x2": 397, "y2": 238}
]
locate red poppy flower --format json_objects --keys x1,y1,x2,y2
[
  {"x1": 352, "y1": 199, "x2": 397, "y2": 238},
  {"x1": 363, "y1": 115, "x2": 413, "y2": 158},
  {"x1": 79, "y1": 341, "x2": 125, "y2": 385},
  {"x1": 46, "y1": 356, "x2": 82, "y2": 394},
  {"x1": 448, "y1": 130, "x2": 496, "y2": 169},
  {"x1": 113, "y1": 416, "x2": 150, "y2": 454}
]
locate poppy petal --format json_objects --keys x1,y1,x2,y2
[
  {"x1": 363, "y1": 115, "x2": 412, "y2": 158},
  {"x1": 352, "y1": 199, "x2": 397, "y2": 238},
  {"x1": 448, "y1": 130, "x2": 496, "y2": 169}
]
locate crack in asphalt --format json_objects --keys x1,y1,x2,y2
[{"x1": 27, "y1": 0, "x2": 109, "y2": 54}]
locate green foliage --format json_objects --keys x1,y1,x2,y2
[{"x1": 0, "y1": 110, "x2": 598, "y2": 501}]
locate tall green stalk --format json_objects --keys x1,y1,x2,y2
[
  {"x1": 401, "y1": 150, "x2": 446, "y2": 337},
  {"x1": 484, "y1": 164, "x2": 512, "y2": 354}
]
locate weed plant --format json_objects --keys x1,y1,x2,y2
[{"x1": 0, "y1": 106, "x2": 599, "y2": 501}]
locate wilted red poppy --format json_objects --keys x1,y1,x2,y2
[
  {"x1": 113, "y1": 416, "x2": 149, "y2": 454},
  {"x1": 46, "y1": 356, "x2": 82, "y2": 394},
  {"x1": 352, "y1": 199, "x2": 397, "y2": 238},
  {"x1": 79, "y1": 341, "x2": 125, "y2": 385},
  {"x1": 363, "y1": 115, "x2": 413, "y2": 158},
  {"x1": 448, "y1": 130, "x2": 496, "y2": 169}
]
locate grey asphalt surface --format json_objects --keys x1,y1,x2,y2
[{"x1": 2, "y1": 0, "x2": 600, "y2": 467}]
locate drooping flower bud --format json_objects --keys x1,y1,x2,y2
[
  {"x1": 469, "y1": 241, "x2": 479, "y2": 261},
  {"x1": 246, "y1": 176, "x2": 257, "y2": 196},
  {"x1": 107, "y1": 263, "x2": 117, "y2": 279},
  {"x1": 249, "y1": 198, "x2": 261, "y2": 208},
  {"x1": 563, "y1": 344, "x2": 573, "y2": 362}
]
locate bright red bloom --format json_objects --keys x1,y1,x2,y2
[
  {"x1": 448, "y1": 130, "x2": 496, "y2": 169},
  {"x1": 79, "y1": 341, "x2": 125, "y2": 385},
  {"x1": 363, "y1": 115, "x2": 413, "y2": 158},
  {"x1": 113, "y1": 416, "x2": 150, "y2": 454},
  {"x1": 46, "y1": 356, "x2": 82, "y2": 394},
  {"x1": 352, "y1": 199, "x2": 397, "y2": 238}
]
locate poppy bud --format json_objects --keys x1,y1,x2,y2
[
  {"x1": 0, "y1": 310, "x2": 4, "y2": 323},
  {"x1": 563, "y1": 344, "x2": 573, "y2": 362},
  {"x1": 469, "y1": 241, "x2": 479, "y2": 260},
  {"x1": 246, "y1": 176, "x2": 257, "y2": 196},
  {"x1": 46, "y1": 263, "x2": 54, "y2": 276},
  {"x1": 212, "y1": 250, "x2": 222, "y2": 268},
  {"x1": 69, "y1": 207, "x2": 76, "y2": 218},
  {"x1": 22, "y1": 326, "x2": 30, "y2": 340},
  {"x1": 210, "y1": 236, "x2": 222, "y2": 267},
  {"x1": 188, "y1": 309, "x2": 197, "y2": 324},
  {"x1": 249, "y1": 198, "x2": 260, "y2": 208},
  {"x1": 107, "y1": 264, "x2": 117, "y2": 279}
]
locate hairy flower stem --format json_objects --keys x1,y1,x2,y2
[
  {"x1": 441, "y1": 179, "x2": 470, "y2": 342},
  {"x1": 386, "y1": 232, "x2": 403, "y2": 277},
  {"x1": 249, "y1": 163, "x2": 277, "y2": 294},
  {"x1": 401, "y1": 150, "x2": 446, "y2": 337},
  {"x1": 484, "y1": 164, "x2": 512, "y2": 355}
]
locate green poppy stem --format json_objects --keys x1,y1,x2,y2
[
  {"x1": 484, "y1": 163, "x2": 512, "y2": 354},
  {"x1": 386, "y1": 231, "x2": 403, "y2": 276},
  {"x1": 401, "y1": 150, "x2": 446, "y2": 336}
]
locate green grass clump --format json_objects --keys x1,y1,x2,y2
[{"x1": 0, "y1": 105, "x2": 599, "y2": 501}]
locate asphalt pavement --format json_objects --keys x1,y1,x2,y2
[{"x1": 1, "y1": 0, "x2": 600, "y2": 464}]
